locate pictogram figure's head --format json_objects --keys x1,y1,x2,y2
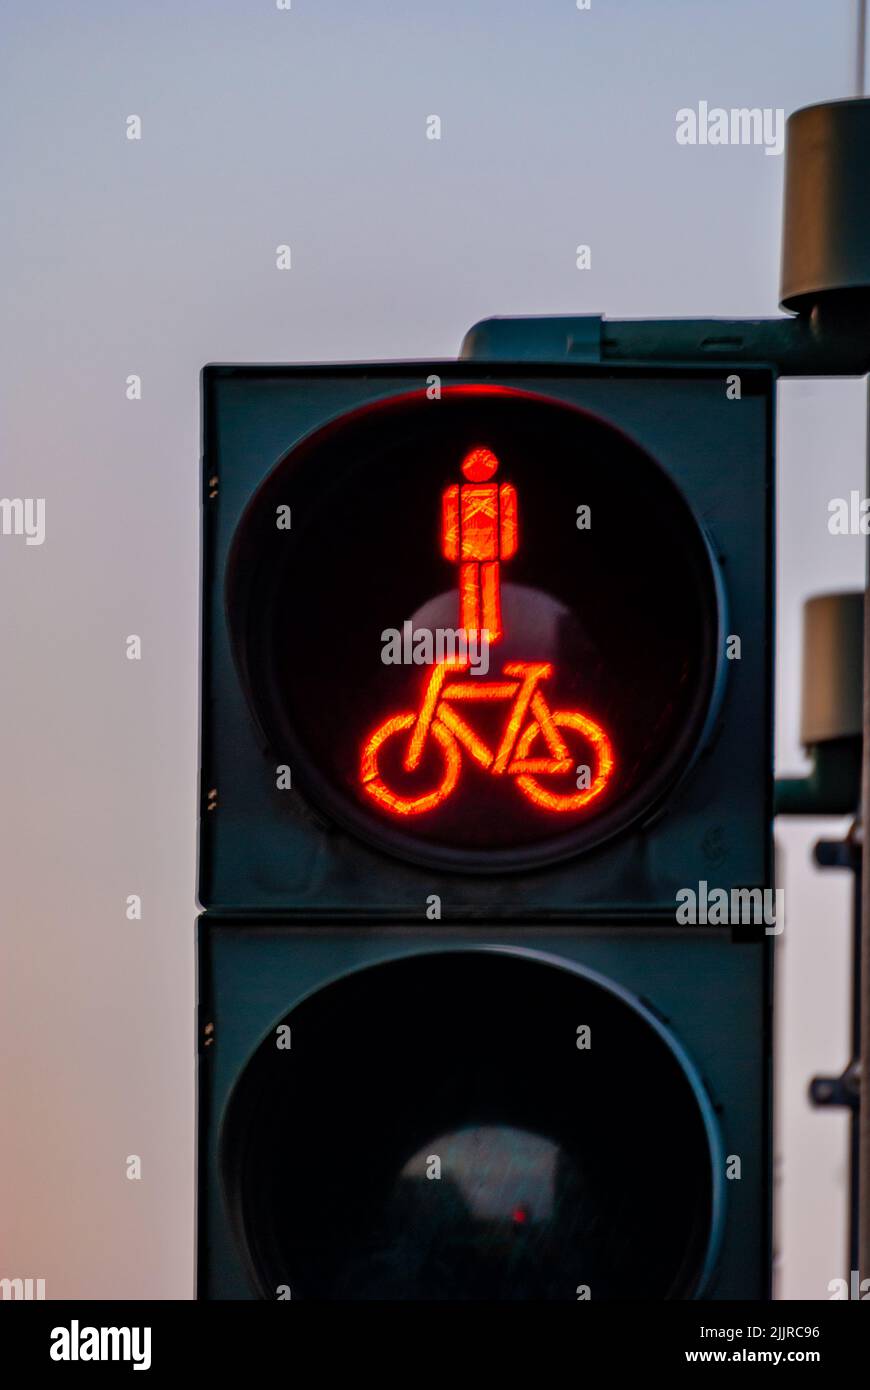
[{"x1": 461, "y1": 447, "x2": 499, "y2": 482}]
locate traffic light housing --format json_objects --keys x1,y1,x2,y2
[
  {"x1": 197, "y1": 354, "x2": 773, "y2": 1301},
  {"x1": 197, "y1": 919, "x2": 770, "y2": 1300},
  {"x1": 200, "y1": 362, "x2": 772, "y2": 919}
]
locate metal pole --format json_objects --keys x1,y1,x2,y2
[
  {"x1": 856, "y1": 372, "x2": 861, "y2": 1278},
  {"x1": 852, "y1": 0, "x2": 869, "y2": 1293}
]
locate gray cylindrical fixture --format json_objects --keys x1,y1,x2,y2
[
  {"x1": 780, "y1": 98, "x2": 870, "y2": 312},
  {"x1": 800, "y1": 591, "x2": 864, "y2": 745}
]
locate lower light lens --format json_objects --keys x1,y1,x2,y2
[{"x1": 221, "y1": 949, "x2": 721, "y2": 1300}]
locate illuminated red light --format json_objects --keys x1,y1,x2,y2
[
  {"x1": 512, "y1": 1206, "x2": 528, "y2": 1225},
  {"x1": 360, "y1": 660, "x2": 615, "y2": 816},
  {"x1": 442, "y1": 450, "x2": 515, "y2": 643},
  {"x1": 359, "y1": 447, "x2": 616, "y2": 818},
  {"x1": 442, "y1": 484, "x2": 460, "y2": 562},
  {"x1": 360, "y1": 712, "x2": 461, "y2": 816},
  {"x1": 460, "y1": 446, "x2": 498, "y2": 482}
]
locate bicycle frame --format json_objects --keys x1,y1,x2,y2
[{"x1": 405, "y1": 660, "x2": 571, "y2": 776}]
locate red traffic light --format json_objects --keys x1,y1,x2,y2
[{"x1": 228, "y1": 384, "x2": 722, "y2": 872}]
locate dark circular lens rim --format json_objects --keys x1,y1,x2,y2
[
  {"x1": 226, "y1": 384, "x2": 726, "y2": 873},
  {"x1": 218, "y1": 946, "x2": 726, "y2": 1302}
]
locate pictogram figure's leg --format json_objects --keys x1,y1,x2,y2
[
  {"x1": 481, "y1": 561, "x2": 502, "y2": 643},
  {"x1": 460, "y1": 561, "x2": 480, "y2": 635}
]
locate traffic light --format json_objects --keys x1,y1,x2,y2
[{"x1": 197, "y1": 356, "x2": 773, "y2": 1300}]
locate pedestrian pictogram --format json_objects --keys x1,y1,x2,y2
[{"x1": 442, "y1": 446, "x2": 517, "y2": 643}]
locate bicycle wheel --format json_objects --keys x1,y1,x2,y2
[
  {"x1": 513, "y1": 711, "x2": 615, "y2": 812},
  {"x1": 360, "y1": 714, "x2": 461, "y2": 816}
]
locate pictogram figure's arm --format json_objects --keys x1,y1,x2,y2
[
  {"x1": 499, "y1": 483, "x2": 518, "y2": 559},
  {"x1": 442, "y1": 484, "x2": 460, "y2": 561}
]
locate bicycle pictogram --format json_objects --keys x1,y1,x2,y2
[{"x1": 360, "y1": 448, "x2": 616, "y2": 817}]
